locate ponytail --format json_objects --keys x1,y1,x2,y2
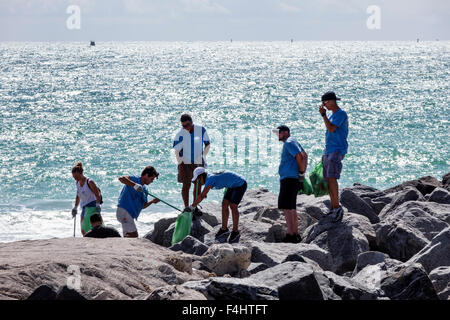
[{"x1": 72, "y1": 162, "x2": 84, "y2": 174}]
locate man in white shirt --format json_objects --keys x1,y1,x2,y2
[{"x1": 173, "y1": 114, "x2": 211, "y2": 207}]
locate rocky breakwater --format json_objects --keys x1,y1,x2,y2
[{"x1": 0, "y1": 173, "x2": 448, "y2": 300}]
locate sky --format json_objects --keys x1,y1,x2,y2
[{"x1": 0, "y1": 0, "x2": 448, "y2": 41}]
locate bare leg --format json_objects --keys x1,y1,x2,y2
[
  {"x1": 328, "y1": 178, "x2": 340, "y2": 209},
  {"x1": 230, "y1": 204, "x2": 240, "y2": 232},
  {"x1": 221, "y1": 199, "x2": 230, "y2": 230},
  {"x1": 182, "y1": 182, "x2": 191, "y2": 208},
  {"x1": 289, "y1": 209, "x2": 299, "y2": 235},
  {"x1": 283, "y1": 209, "x2": 293, "y2": 234}
]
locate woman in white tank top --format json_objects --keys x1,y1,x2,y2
[{"x1": 71, "y1": 162, "x2": 102, "y2": 236}]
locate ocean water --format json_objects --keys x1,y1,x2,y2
[{"x1": 0, "y1": 41, "x2": 449, "y2": 243}]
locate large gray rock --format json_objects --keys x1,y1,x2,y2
[
  {"x1": 443, "y1": 172, "x2": 450, "y2": 191},
  {"x1": 353, "y1": 261, "x2": 438, "y2": 300},
  {"x1": 379, "y1": 263, "x2": 438, "y2": 300},
  {"x1": 200, "y1": 244, "x2": 251, "y2": 276},
  {"x1": 296, "y1": 195, "x2": 330, "y2": 221},
  {"x1": 378, "y1": 187, "x2": 424, "y2": 219},
  {"x1": 407, "y1": 227, "x2": 450, "y2": 273},
  {"x1": 305, "y1": 222, "x2": 370, "y2": 274},
  {"x1": 247, "y1": 241, "x2": 333, "y2": 271},
  {"x1": 249, "y1": 262, "x2": 325, "y2": 300},
  {"x1": 383, "y1": 176, "x2": 442, "y2": 197},
  {"x1": 428, "y1": 267, "x2": 450, "y2": 300},
  {"x1": 169, "y1": 235, "x2": 209, "y2": 256},
  {"x1": 375, "y1": 202, "x2": 450, "y2": 261},
  {"x1": 144, "y1": 217, "x2": 177, "y2": 245},
  {"x1": 146, "y1": 285, "x2": 207, "y2": 300},
  {"x1": 428, "y1": 187, "x2": 450, "y2": 204},
  {"x1": 0, "y1": 238, "x2": 207, "y2": 300},
  {"x1": 182, "y1": 278, "x2": 279, "y2": 300},
  {"x1": 352, "y1": 251, "x2": 396, "y2": 275},
  {"x1": 198, "y1": 202, "x2": 221, "y2": 227},
  {"x1": 238, "y1": 188, "x2": 279, "y2": 218},
  {"x1": 321, "y1": 271, "x2": 382, "y2": 300},
  {"x1": 340, "y1": 188, "x2": 380, "y2": 224},
  {"x1": 203, "y1": 218, "x2": 272, "y2": 246}
]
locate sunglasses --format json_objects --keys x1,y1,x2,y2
[{"x1": 182, "y1": 121, "x2": 192, "y2": 128}]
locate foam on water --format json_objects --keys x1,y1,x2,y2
[{"x1": 0, "y1": 41, "x2": 449, "y2": 242}]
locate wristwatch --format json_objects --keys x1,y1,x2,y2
[{"x1": 321, "y1": 113, "x2": 326, "y2": 117}]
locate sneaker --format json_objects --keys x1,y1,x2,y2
[
  {"x1": 292, "y1": 233, "x2": 302, "y2": 243},
  {"x1": 282, "y1": 234, "x2": 294, "y2": 243},
  {"x1": 215, "y1": 227, "x2": 229, "y2": 238},
  {"x1": 332, "y1": 207, "x2": 344, "y2": 223},
  {"x1": 228, "y1": 230, "x2": 240, "y2": 243}
]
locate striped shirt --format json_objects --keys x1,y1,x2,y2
[{"x1": 173, "y1": 125, "x2": 210, "y2": 164}]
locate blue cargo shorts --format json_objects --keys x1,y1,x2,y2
[{"x1": 323, "y1": 152, "x2": 345, "y2": 180}]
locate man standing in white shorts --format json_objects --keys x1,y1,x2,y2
[{"x1": 116, "y1": 166, "x2": 160, "y2": 237}]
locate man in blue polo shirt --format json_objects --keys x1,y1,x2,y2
[
  {"x1": 189, "y1": 168, "x2": 247, "y2": 243},
  {"x1": 116, "y1": 166, "x2": 160, "y2": 238},
  {"x1": 319, "y1": 91, "x2": 349, "y2": 223},
  {"x1": 274, "y1": 125, "x2": 308, "y2": 243}
]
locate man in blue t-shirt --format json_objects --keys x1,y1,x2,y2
[
  {"x1": 189, "y1": 168, "x2": 247, "y2": 243},
  {"x1": 116, "y1": 166, "x2": 160, "y2": 238},
  {"x1": 319, "y1": 91, "x2": 349, "y2": 223},
  {"x1": 274, "y1": 125, "x2": 308, "y2": 243}
]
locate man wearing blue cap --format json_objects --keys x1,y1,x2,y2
[{"x1": 319, "y1": 91, "x2": 349, "y2": 223}]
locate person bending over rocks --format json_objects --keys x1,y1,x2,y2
[
  {"x1": 189, "y1": 168, "x2": 247, "y2": 243},
  {"x1": 116, "y1": 166, "x2": 160, "y2": 238}
]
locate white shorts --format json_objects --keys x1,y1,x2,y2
[{"x1": 116, "y1": 207, "x2": 137, "y2": 234}]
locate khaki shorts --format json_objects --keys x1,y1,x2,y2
[
  {"x1": 116, "y1": 207, "x2": 137, "y2": 234},
  {"x1": 178, "y1": 163, "x2": 204, "y2": 184}
]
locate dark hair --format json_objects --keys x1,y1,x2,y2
[
  {"x1": 72, "y1": 162, "x2": 84, "y2": 174},
  {"x1": 141, "y1": 166, "x2": 159, "y2": 179},
  {"x1": 180, "y1": 114, "x2": 192, "y2": 123},
  {"x1": 199, "y1": 172, "x2": 207, "y2": 182},
  {"x1": 90, "y1": 213, "x2": 102, "y2": 224}
]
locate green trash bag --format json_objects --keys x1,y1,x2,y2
[
  {"x1": 81, "y1": 206, "x2": 102, "y2": 233},
  {"x1": 298, "y1": 177, "x2": 313, "y2": 195},
  {"x1": 310, "y1": 161, "x2": 329, "y2": 197},
  {"x1": 171, "y1": 210, "x2": 193, "y2": 245}
]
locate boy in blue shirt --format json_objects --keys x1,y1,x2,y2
[
  {"x1": 274, "y1": 125, "x2": 308, "y2": 243},
  {"x1": 319, "y1": 91, "x2": 349, "y2": 223},
  {"x1": 116, "y1": 166, "x2": 160, "y2": 238},
  {"x1": 189, "y1": 168, "x2": 247, "y2": 243}
]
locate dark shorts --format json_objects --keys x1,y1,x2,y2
[
  {"x1": 178, "y1": 163, "x2": 204, "y2": 184},
  {"x1": 223, "y1": 181, "x2": 247, "y2": 205},
  {"x1": 323, "y1": 152, "x2": 345, "y2": 180},
  {"x1": 278, "y1": 178, "x2": 301, "y2": 210}
]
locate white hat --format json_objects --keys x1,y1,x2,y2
[{"x1": 192, "y1": 167, "x2": 206, "y2": 182}]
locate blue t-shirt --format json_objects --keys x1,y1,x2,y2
[
  {"x1": 325, "y1": 108, "x2": 349, "y2": 155},
  {"x1": 279, "y1": 136, "x2": 304, "y2": 181},
  {"x1": 117, "y1": 176, "x2": 148, "y2": 220},
  {"x1": 204, "y1": 171, "x2": 246, "y2": 190}
]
